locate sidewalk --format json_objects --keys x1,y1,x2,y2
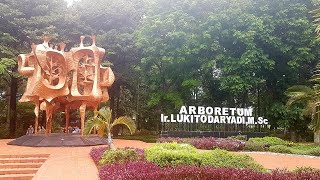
[
  {"x1": 0, "y1": 139, "x2": 99, "y2": 180},
  {"x1": 0, "y1": 139, "x2": 153, "y2": 180}
]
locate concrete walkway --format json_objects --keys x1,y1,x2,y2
[
  {"x1": 0, "y1": 139, "x2": 100, "y2": 180},
  {"x1": 0, "y1": 139, "x2": 153, "y2": 180}
]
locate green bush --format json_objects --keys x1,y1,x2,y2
[
  {"x1": 99, "y1": 149, "x2": 139, "y2": 165},
  {"x1": 248, "y1": 137, "x2": 289, "y2": 146},
  {"x1": 145, "y1": 143, "x2": 265, "y2": 171},
  {"x1": 305, "y1": 147, "x2": 320, "y2": 156},
  {"x1": 244, "y1": 141, "x2": 266, "y2": 151},
  {"x1": 293, "y1": 166, "x2": 320, "y2": 173},
  {"x1": 269, "y1": 145, "x2": 292, "y2": 154},
  {"x1": 150, "y1": 142, "x2": 197, "y2": 152},
  {"x1": 115, "y1": 135, "x2": 158, "y2": 143},
  {"x1": 227, "y1": 135, "x2": 247, "y2": 141},
  {"x1": 145, "y1": 143, "x2": 200, "y2": 167},
  {"x1": 200, "y1": 149, "x2": 265, "y2": 172}
]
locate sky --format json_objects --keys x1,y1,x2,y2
[{"x1": 65, "y1": 0, "x2": 75, "y2": 6}]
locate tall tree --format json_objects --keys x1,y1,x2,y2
[
  {"x1": 0, "y1": 0, "x2": 75, "y2": 137},
  {"x1": 73, "y1": 0, "x2": 149, "y2": 121},
  {"x1": 135, "y1": 0, "x2": 320, "y2": 133}
]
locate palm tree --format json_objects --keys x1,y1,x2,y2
[
  {"x1": 311, "y1": 8, "x2": 320, "y2": 40},
  {"x1": 286, "y1": 65, "x2": 320, "y2": 143},
  {"x1": 84, "y1": 107, "x2": 137, "y2": 145}
]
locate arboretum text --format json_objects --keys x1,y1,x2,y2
[{"x1": 161, "y1": 106, "x2": 268, "y2": 125}]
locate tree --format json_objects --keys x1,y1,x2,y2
[
  {"x1": 135, "y1": 0, "x2": 320, "y2": 132},
  {"x1": 2, "y1": 0, "x2": 320, "y2": 138},
  {"x1": 72, "y1": 0, "x2": 149, "y2": 120},
  {"x1": 84, "y1": 107, "x2": 137, "y2": 144},
  {"x1": 0, "y1": 0, "x2": 84, "y2": 137},
  {"x1": 286, "y1": 84, "x2": 320, "y2": 143},
  {"x1": 135, "y1": 1, "x2": 211, "y2": 115}
]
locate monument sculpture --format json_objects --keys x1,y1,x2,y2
[{"x1": 17, "y1": 35, "x2": 115, "y2": 136}]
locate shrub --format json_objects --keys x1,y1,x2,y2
[
  {"x1": 200, "y1": 149, "x2": 265, "y2": 172},
  {"x1": 244, "y1": 141, "x2": 266, "y2": 151},
  {"x1": 248, "y1": 137, "x2": 289, "y2": 146},
  {"x1": 145, "y1": 143, "x2": 201, "y2": 167},
  {"x1": 305, "y1": 147, "x2": 320, "y2": 156},
  {"x1": 145, "y1": 143, "x2": 264, "y2": 171},
  {"x1": 269, "y1": 145, "x2": 292, "y2": 154},
  {"x1": 116, "y1": 135, "x2": 158, "y2": 143},
  {"x1": 99, "y1": 161, "x2": 160, "y2": 180},
  {"x1": 190, "y1": 137, "x2": 245, "y2": 151},
  {"x1": 157, "y1": 137, "x2": 185, "y2": 143},
  {"x1": 99, "y1": 162, "x2": 320, "y2": 180},
  {"x1": 99, "y1": 149, "x2": 140, "y2": 165},
  {"x1": 89, "y1": 146, "x2": 110, "y2": 163},
  {"x1": 124, "y1": 147, "x2": 145, "y2": 160},
  {"x1": 293, "y1": 167, "x2": 320, "y2": 173},
  {"x1": 151, "y1": 142, "x2": 197, "y2": 152},
  {"x1": 228, "y1": 135, "x2": 248, "y2": 141},
  {"x1": 157, "y1": 137, "x2": 245, "y2": 151}
]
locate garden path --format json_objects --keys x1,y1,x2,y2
[
  {"x1": 0, "y1": 139, "x2": 99, "y2": 180},
  {"x1": 0, "y1": 139, "x2": 319, "y2": 180}
]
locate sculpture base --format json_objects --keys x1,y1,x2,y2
[{"x1": 7, "y1": 133, "x2": 108, "y2": 147}]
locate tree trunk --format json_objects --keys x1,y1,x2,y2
[
  {"x1": 290, "y1": 131, "x2": 296, "y2": 142},
  {"x1": 41, "y1": 110, "x2": 46, "y2": 127},
  {"x1": 110, "y1": 85, "x2": 117, "y2": 119},
  {"x1": 314, "y1": 130, "x2": 320, "y2": 144},
  {"x1": 8, "y1": 76, "x2": 18, "y2": 138}
]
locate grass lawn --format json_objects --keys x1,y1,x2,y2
[
  {"x1": 287, "y1": 143, "x2": 320, "y2": 155},
  {"x1": 290, "y1": 144, "x2": 319, "y2": 151}
]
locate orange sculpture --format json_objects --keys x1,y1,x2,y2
[{"x1": 18, "y1": 35, "x2": 115, "y2": 136}]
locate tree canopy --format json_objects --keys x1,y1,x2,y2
[{"x1": 1, "y1": 0, "x2": 320, "y2": 141}]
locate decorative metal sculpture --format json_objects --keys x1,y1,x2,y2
[{"x1": 18, "y1": 35, "x2": 115, "y2": 136}]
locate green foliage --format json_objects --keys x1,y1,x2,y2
[
  {"x1": 99, "y1": 149, "x2": 139, "y2": 165},
  {"x1": 112, "y1": 116, "x2": 137, "y2": 135},
  {"x1": 200, "y1": 149, "x2": 265, "y2": 172},
  {"x1": 134, "y1": 0, "x2": 320, "y2": 133},
  {"x1": 289, "y1": 145, "x2": 320, "y2": 156},
  {"x1": 248, "y1": 137, "x2": 290, "y2": 146},
  {"x1": 293, "y1": 166, "x2": 320, "y2": 173},
  {"x1": 311, "y1": 8, "x2": 320, "y2": 40},
  {"x1": 15, "y1": 102, "x2": 35, "y2": 137},
  {"x1": 115, "y1": 135, "x2": 158, "y2": 143},
  {"x1": 1, "y1": 0, "x2": 320, "y2": 138},
  {"x1": 305, "y1": 147, "x2": 320, "y2": 156},
  {"x1": 244, "y1": 140, "x2": 320, "y2": 156},
  {"x1": 85, "y1": 107, "x2": 137, "y2": 137},
  {"x1": 0, "y1": 124, "x2": 9, "y2": 139},
  {"x1": 145, "y1": 143, "x2": 200, "y2": 167},
  {"x1": 269, "y1": 145, "x2": 293, "y2": 154},
  {"x1": 244, "y1": 141, "x2": 266, "y2": 151},
  {"x1": 227, "y1": 135, "x2": 247, "y2": 141},
  {"x1": 285, "y1": 83, "x2": 320, "y2": 143},
  {"x1": 145, "y1": 143, "x2": 265, "y2": 171}
]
